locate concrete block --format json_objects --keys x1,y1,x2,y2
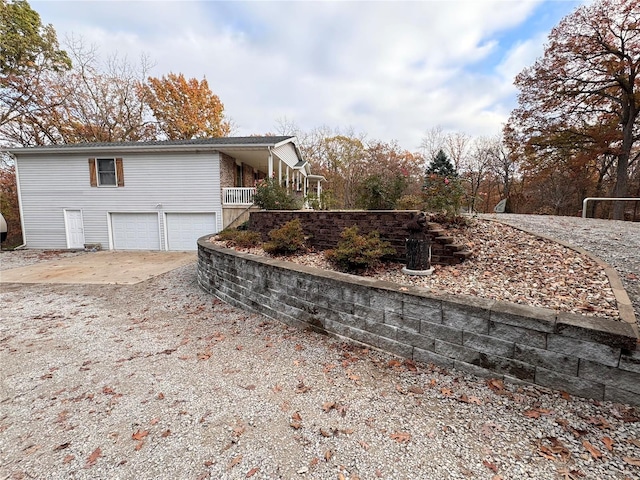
[
  {"x1": 489, "y1": 321, "x2": 547, "y2": 349},
  {"x1": 547, "y1": 334, "x2": 621, "y2": 367},
  {"x1": 343, "y1": 286, "x2": 372, "y2": 307},
  {"x1": 535, "y1": 367, "x2": 604, "y2": 401},
  {"x1": 514, "y1": 344, "x2": 579, "y2": 376},
  {"x1": 403, "y1": 297, "x2": 442, "y2": 324},
  {"x1": 420, "y1": 320, "x2": 463, "y2": 344},
  {"x1": 371, "y1": 292, "x2": 403, "y2": 314},
  {"x1": 435, "y1": 339, "x2": 480, "y2": 364},
  {"x1": 556, "y1": 312, "x2": 638, "y2": 351},
  {"x1": 376, "y1": 337, "x2": 413, "y2": 358},
  {"x1": 604, "y1": 386, "x2": 640, "y2": 406},
  {"x1": 397, "y1": 329, "x2": 435, "y2": 351},
  {"x1": 619, "y1": 350, "x2": 640, "y2": 374},
  {"x1": 477, "y1": 353, "x2": 536, "y2": 381},
  {"x1": 364, "y1": 320, "x2": 398, "y2": 340},
  {"x1": 413, "y1": 347, "x2": 454, "y2": 369},
  {"x1": 462, "y1": 332, "x2": 514, "y2": 358},
  {"x1": 454, "y1": 360, "x2": 500, "y2": 379},
  {"x1": 490, "y1": 301, "x2": 556, "y2": 333},
  {"x1": 442, "y1": 296, "x2": 491, "y2": 334},
  {"x1": 579, "y1": 360, "x2": 640, "y2": 395},
  {"x1": 385, "y1": 312, "x2": 420, "y2": 332},
  {"x1": 353, "y1": 304, "x2": 384, "y2": 323}
]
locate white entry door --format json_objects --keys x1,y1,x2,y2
[{"x1": 64, "y1": 209, "x2": 85, "y2": 249}]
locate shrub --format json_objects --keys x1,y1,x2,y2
[
  {"x1": 263, "y1": 218, "x2": 307, "y2": 255},
  {"x1": 253, "y1": 177, "x2": 302, "y2": 210},
  {"x1": 215, "y1": 229, "x2": 262, "y2": 248},
  {"x1": 396, "y1": 194, "x2": 425, "y2": 210},
  {"x1": 325, "y1": 226, "x2": 395, "y2": 273},
  {"x1": 422, "y1": 174, "x2": 465, "y2": 220}
]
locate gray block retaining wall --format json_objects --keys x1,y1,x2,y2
[{"x1": 197, "y1": 238, "x2": 640, "y2": 406}]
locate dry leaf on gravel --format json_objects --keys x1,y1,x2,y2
[
  {"x1": 582, "y1": 440, "x2": 602, "y2": 460},
  {"x1": 85, "y1": 447, "x2": 101, "y2": 467},
  {"x1": 390, "y1": 431, "x2": 411, "y2": 443}
]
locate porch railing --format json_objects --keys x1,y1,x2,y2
[{"x1": 223, "y1": 187, "x2": 256, "y2": 205}]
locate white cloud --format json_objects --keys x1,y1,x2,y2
[{"x1": 32, "y1": 0, "x2": 577, "y2": 150}]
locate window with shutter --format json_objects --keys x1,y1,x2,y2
[{"x1": 89, "y1": 157, "x2": 125, "y2": 187}]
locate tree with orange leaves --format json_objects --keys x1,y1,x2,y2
[
  {"x1": 507, "y1": 0, "x2": 639, "y2": 220},
  {"x1": 144, "y1": 73, "x2": 231, "y2": 140}
]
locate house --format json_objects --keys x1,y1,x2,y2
[{"x1": 8, "y1": 136, "x2": 324, "y2": 251}]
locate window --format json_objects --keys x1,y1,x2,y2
[
  {"x1": 97, "y1": 159, "x2": 116, "y2": 186},
  {"x1": 88, "y1": 157, "x2": 124, "y2": 187}
]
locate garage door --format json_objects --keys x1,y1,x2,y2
[
  {"x1": 166, "y1": 213, "x2": 217, "y2": 251},
  {"x1": 111, "y1": 213, "x2": 161, "y2": 250}
]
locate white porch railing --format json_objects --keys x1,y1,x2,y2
[{"x1": 223, "y1": 187, "x2": 256, "y2": 205}]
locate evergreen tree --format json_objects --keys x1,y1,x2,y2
[{"x1": 426, "y1": 149, "x2": 457, "y2": 178}]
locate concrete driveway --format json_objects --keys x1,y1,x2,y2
[{"x1": 0, "y1": 250, "x2": 196, "y2": 285}]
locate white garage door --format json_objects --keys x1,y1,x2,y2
[
  {"x1": 166, "y1": 213, "x2": 217, "y2": 251},
  {"x1": 112, "y1": 213, "x2": 161, "y2": 250}
]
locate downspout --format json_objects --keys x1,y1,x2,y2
[{"x1": 12, "y1": 154, "x2": 27, "y2": 249}]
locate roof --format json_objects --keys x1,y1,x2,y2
[{"x1": 6, "y1": 136, "x2": 297, "y2": 155}]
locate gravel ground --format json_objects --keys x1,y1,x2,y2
[
  {"x1": 1, "y1": 249, "x2": 640, "y2": 480},
  {"x1": 479, "y1": 214, "x2": 640, "y2": 322}
]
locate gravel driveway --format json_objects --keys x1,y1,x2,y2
[{"x1": 1, "y1": 247, "x2": 639, "y2": 479}]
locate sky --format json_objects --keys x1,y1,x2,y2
[{"x1": 32, "y1": 0, "x2": 586, "y2": 151}]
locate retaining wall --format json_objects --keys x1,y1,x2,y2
[
  {"x1": 249, "y1": 210, "x2": 470, "y2": 265},
  {"x1": 197, "y1": 238, "x2": 640, "y2": 406}
]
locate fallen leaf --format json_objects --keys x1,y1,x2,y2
[
  {"x1": 53, "y1": 442, "x2": 71, "y2": 451},
  {"x1": 198, "y1": 350, "x2": 212, "y2": 360},
  {"x1": 246, "y1": 467, "x2": 259, "y2": 477},
  {"x1": 524, "y1": 409, "x2": 541, "y2": 419},
  {"x1": 582, "y1": 440, "x2": 602, "y2": 460},
  {"x1": 560, "y1": 391, "x2": 571, "y2": 401},
  {"x1": 161, "y1": 429, "x2": 171, "y2": 438},
  {"x1": 296, "y1": 381, "x2": 311, "y2": 394},
  {"x1": 63, "y1": 454, "x2": 74, "y2": 464},
  {"x1": 290, "y1": 411, "x2": 302, "y2": 429},
  {"x1": 440, "y1": 387, "x2": 453, "y2": 397},
  {"x1": 408, "y1": 386, "x2": 424, "y2": 395},
  {"x1": 310, "y1": 457, "x2": 319, "y2": 466},
  {"x1": 273, "y1": 384, "x2": 283, "y2": 392},
  {"x1": 86, "y1": 447, "x2": 101, "y2": 467},
  {"x1": 156, "y1": 392, "x2": 165, "y2": 400},
  {"x1": 622, "y1": 456, "x2": 640, "y2": 466},
  {"x1": 601, "y1": 436, "x2": 614, "y2": 452},
  {"x1": 482, "y1": 460, "x2": 499, "y2": 473},
  {"x1": 134, "y1": 441, "x2": 144, "y2": 451},
  {"x1": 338, "y1": 473, "x2": 346, "y2": 480},
  {"x1": 322, "y1": 402, "x2": 336, "y2": 412},
  {"x1": 320, "y1": 428, "x2": 333, "y2": 437},
  {"x1": 390, "y1": 431, "x2": 411, "y2": 443},
  {"x1": 150, "y1": 418, "x2": 160, "y2": 425},
  {"x1": 295, "y1": 344, "x2": 304, "y2": 351},
  {"x1": 227, "y1": 455, "x2": 243, "y2": 470},
  {"x1": 131, "y1": 430, "x2": 149, "y2": 441},
  {"x1": 324, "y1": 450, "x2": 332, "y2": 461}
]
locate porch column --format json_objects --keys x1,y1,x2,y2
[
  {"x1": 286, "y1": 166, "x2": 290, "y2": 190},
  {"x1": 268, "y1": 149, "x2": 273, "y2": 178},
  {"x1": 278, "y1": 160, "x2": 282, "y2": 185}
]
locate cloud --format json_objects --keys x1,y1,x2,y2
[{"x1": 32, "y1": 0, "x2": 578, "y2": 150}]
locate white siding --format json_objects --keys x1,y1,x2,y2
[
  {"x1": 16, "y1": 151, "x2": 222, "y2": 249},
  {"x1": 272, "y1": 143, "x2": 301, "y2": 169}
]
